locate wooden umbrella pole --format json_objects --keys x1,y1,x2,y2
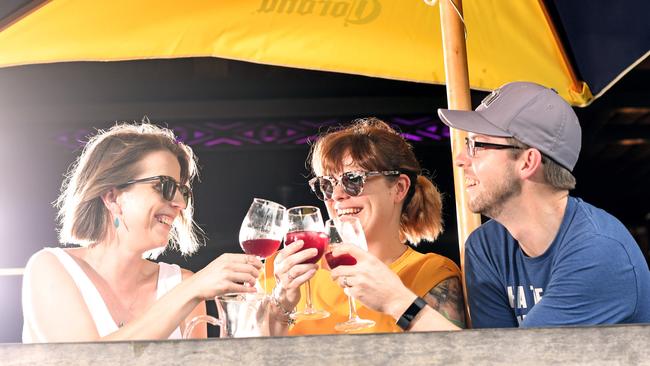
[{"x1": 439, "y1": 0, "x2": 481, "y2": 328}]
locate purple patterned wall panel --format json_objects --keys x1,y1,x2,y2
[{"x1": 55, "y1": 116, "x2": 450, "y2": 150}]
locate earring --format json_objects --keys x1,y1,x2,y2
[{"x1": 113, "y1": 217, "x2": 120, "y2": 229}]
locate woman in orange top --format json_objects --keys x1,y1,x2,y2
[{"x1": 267, "y1": 117, "x2": 465, "y2": 335}]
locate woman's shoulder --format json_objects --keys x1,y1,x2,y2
[
  {"x1": 23, "y1": 247, "x2": 104, "y2": 342},
  {"x1": 25, "y1": 247, "x2": 68, "y2": 273},
  {"x1": 27, "y1": 246, "x2": 106, "y2": 282},
  {"x1": 401, "y1": 247, "x2": 460, "y2": 273},
  {"x1": 395, "y1": 248, "x2": 460, "y2": 297},
  {"x1": 23, "y1": 247, "x2": 82, "y2": 297},
  {"x1": 397, "y1": 248, "x2": 459, "y2": 283},
  {"x1": 34, "y1": 246, "x2": 96, "y2": 269},
  {"x1": 420, "y1": 252, "x2": 460, "y2": 275},
  {"x1": 155, "y1": 260, "x2": 193, "y2": 280}
]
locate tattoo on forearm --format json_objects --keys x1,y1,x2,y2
[{"x1": 424, "y1": 277, "x2": 466, "y2": 328}]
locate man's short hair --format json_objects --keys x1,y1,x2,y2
[{"x1": 506, "y1": 137, "x2": 576, "y2": 190}]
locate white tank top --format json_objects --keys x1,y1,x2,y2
[{"x1": 22, "y1": 247, "x2": 183, "y2": 342}]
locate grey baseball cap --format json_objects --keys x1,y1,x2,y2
[{"x1": 438, "y1": 81, "x2": 582, "y2": 171}]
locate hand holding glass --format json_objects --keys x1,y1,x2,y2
[
  {"x1": 239, "y1": 198, "x2": 287, "y2": 293},
  {"x1": 285, "y1": 206, "x2": 329, "y2": 321},
  {"x1": 325, "y1": 217, "x2": 375, "y2": 332}
]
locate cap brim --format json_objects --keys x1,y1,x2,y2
[{"x1": 437, "y1": 109, "x2": 511, "y2": 137}]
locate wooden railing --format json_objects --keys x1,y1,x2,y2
[{"x1": 2, "y1": 324, "x2": 649, "y2": 365}]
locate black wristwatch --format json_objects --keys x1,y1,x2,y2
[{"x1": 396, "y1": 296, "x2": 427, "y2": 330}]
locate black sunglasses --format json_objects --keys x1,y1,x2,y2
[
  {"x1": 308, "y1": 170, "x2": 401, "y2": 201},
  {"x1": 117, "y1": 175, "x2": 192, "y2": 205},
  {"x1": 465, "y1": 137, "x2": 521, "y2": 157}
]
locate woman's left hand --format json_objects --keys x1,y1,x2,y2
[{"x1": 330, "y1": 244, "x2": 414, "y2": 316}]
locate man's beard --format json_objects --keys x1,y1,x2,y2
[{"x1": 469, "y1": 166, "x2": 522, "y2": 218}]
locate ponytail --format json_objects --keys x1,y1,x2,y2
[{"x1": 400, "y1": 175, "x2": 443, "y2": 244}]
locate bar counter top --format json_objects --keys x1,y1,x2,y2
[{"x1": 2, "y1": 324, "x2": 649, "y2": 365}]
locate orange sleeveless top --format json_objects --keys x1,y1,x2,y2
[{"x1": 263, "y1": 246, "x2": 460, "y2": 334}]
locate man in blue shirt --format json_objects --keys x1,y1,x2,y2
[{"x1": 437, "y1": 81, "x2": 650, "y2": 327}]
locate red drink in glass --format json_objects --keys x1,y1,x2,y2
[
  {"x1": 285, "y1": 230, "x2": 328, "y2": 264},
  {"x1": 325, "y1": 252, "x2": 357, "y2": 269},
  {"x1": 241, "y1": 239, "x2": 281, "y2": 258}
]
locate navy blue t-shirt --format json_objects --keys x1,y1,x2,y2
[{"x1": 466, "y1": 196, "x2": 650, "y2": 328}]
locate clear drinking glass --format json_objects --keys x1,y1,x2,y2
[
  {"x1": 324, "y1": 217, "x2": 375, "y2": 332},
  {"x1": 285, "y1": 206, "x2": 330, "y2": 321},
  {"x1": 239, "y1": 198, "x2": 287, "y2": 294}
]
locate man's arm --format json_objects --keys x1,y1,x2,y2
[{"x1": 464, "y1": 230, "x2": 519, "y2": 328}]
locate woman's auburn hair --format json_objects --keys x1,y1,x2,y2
[
  {"x1": 309, "y1": 117, "x2": 443, "y2": 244},
  {"x1": 55, "y1": 122, "x2": 203, "y2": 256}
]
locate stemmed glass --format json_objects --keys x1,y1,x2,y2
[
  {"x1": 239, "y1": 198, "x2": 287, "y2": 294},
  {"x1": 285, "y1": 206, "x2": 330, "y2": 321},
  {"x1": 324, "y1": 217, "x2": 375, "y2": 332}
]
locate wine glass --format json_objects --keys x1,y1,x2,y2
[
  {"x1": 239, "y1": 198, "x2": 287, "y2": 294},
  {"x1": 325, "y1": 217, "x2": 375, "y2": 332},
  {"x1": 285, "y1": 206, "x2": 330, "y2": 321}
]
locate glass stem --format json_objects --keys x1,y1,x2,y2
[
  {"x1": 304, "y1": 279, "x2": 314, "y2": 311},
  {"x1": 348, "y1": 294, "x2": 359, "y2": 320}
]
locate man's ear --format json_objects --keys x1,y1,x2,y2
[
  {"x1": 394, "y1": 174, "x2": 412, "y2": 204},
  {"x1": 101, "y1": 188, "x2": 122, "y2": 216},
  {"x1": 518, "y1": 148, "x2": 544, "y2": 180}
]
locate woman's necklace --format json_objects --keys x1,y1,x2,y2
[
  {"x1": 118, "y1": 271, "x2": 146, "y2": 328},
  {"x1": 85, "y1": 244, "x2": 148, "y2": 328}
]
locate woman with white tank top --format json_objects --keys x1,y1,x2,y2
[{"x1": 21, "y1": 123, "x2": 262, "y2": 342}]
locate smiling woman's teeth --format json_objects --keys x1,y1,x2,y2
[
  {"x1": 156, "y1": 216, "x2": 172, "y2": 226},
  {"x1": 337, "y1": 208, "x2": 362, "y2": 216}
]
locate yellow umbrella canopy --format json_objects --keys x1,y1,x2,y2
[{"x1": 0, "y1": 0, "x2": 610, "y2": 106}]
